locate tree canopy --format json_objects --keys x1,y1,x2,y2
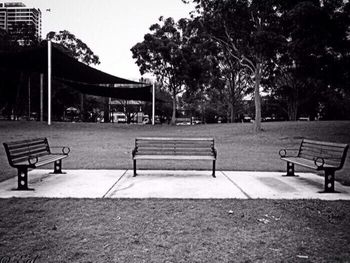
[
  {"x1": 131, "y1": 17, "x2": 189, "y2": 124},
  {"x1": 47, "y1": 30, "x2": 100, "y2": 66},
  {"x1": 131, "y1": 0, "x2": 350, "y2": 128}
]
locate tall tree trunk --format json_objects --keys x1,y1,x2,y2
[
  {"x1": 80, "y1": 93, "x2": 85, "y2": 121},
  {"x1": 287, "y1": 87, "x2": 298, "y2": 121},
  {"x1": 288, "y1": 99, "x2": 298, "y2": 121},
  {"x1": 103, "y1": 96, "x2": 110, "y2": 123},
  {"x1": 230, "y1": 105, "x2": 234, "y2": 123},
  {"x1": 254, "y1": 63, "x2": 262, "y2": 132},
  {"x1": 228, "y1": 76, "x2": 235, "y2": 123},
  {"x1": 170, "y1": 89, "x2": 176, "y2": 125},
  {"x1": 14, "y1": 72, "x2": 24, "y2": 120},
  {"x1": 200, "y1": 92, "x2": 205, "y2": 124}
]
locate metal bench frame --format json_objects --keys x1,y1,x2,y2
[
  {"x1": 3, "y1": 137, "x2": 70, "y2": 190},
  {"x1": 279, "y1": 138, "x2": 348, "y2": 193},
  {"x1": 132, "y1": 137, "x2": 217, "y2": 177}
]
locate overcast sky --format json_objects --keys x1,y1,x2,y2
[{"x1": 18, "y1": 0, "x2": 195, "y2": 81}]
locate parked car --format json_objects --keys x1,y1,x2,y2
[
  {"x1": 298, "y1": 116, "x2": 310, "y2": 121},
  {"x1": 112, "y1": 112, "x2": 127, "y2": 123},
  {"x1": 242, "y1": 116, "x2": 252, "y2": 123}
]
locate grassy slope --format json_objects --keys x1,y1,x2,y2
[
  {"x1": 0, "y1": 198, "x2": 350, "y2": 262},
  {"x1": 1, "y1": 120, "x2": 350, "y2": 184}
]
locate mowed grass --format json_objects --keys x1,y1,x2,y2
[
  {"x1": 1, "y1": 121, "x2": 350, "y2": 262},
  {"x1": 1, "y1": 198, "x2": 350, "y2": 262},
  {"x1": 1, "y1": 120, "x2": 350, "y2": 183}
]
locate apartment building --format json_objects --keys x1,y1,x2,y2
[{"x1": 0, "y1": 2, "x2": 42, "y2": 42}]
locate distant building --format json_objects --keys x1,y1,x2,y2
[{"x1": 0, "y1": 2, "x2": 42, "y2": 43}]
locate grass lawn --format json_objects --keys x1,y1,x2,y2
[
  {"x1": 0, "y1": 120, "x2": 350, "y2": 262},
  {"x1": 1, "y1": 120, "x2": 349, "y2": 184},
  {"x1": 1, "y1": 198, "x2": 350, "y2": 262}
]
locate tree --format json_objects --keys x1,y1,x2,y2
[
  {"x1": 179, "y1": 18, "x2": 222, "y2": 122},
  {"x1": 131, "y1": 17, "x2": 188, "y2": 125},
  {"x1": 191, "y1": 0, "x2": 284, "y2": 132},
  {"x1": 270, "y1": 0, "x2": 350, "y2": 120},
  {"x1": 46, "y1": 30, "x2": 100, "y2": 65}
]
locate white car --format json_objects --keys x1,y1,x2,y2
[{"x1": 113, "y1": 112, "x2": 127, "y2": 123}]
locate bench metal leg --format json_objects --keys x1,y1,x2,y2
[
  {"x1": 52, "y1": 160, "x2": 64, "y2": 174},
  {"x1": 284, "y1": 162, "x2": 295, "y2": 176},
  {"x1": 133, "y1": 160, "x2": 137, "y2": 177},
  {"x1": 324, "y1": 169, "x2": 335, "y2": 193},
  {"x1": 212, "y1": 160, "x2": 216, "y2": 178},
  {"x1": 17, "y1": 167, "x2": 32, "y2": 190}
]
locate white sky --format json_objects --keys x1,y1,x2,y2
[{"x1": 16, "y1": 0, "x2": 195, "y2": 81}]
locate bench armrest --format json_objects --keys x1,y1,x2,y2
[
  {"x1": 279, "y1": 148, "x2": 299, "y2": 158},
  {"x1": 50, "y1": 146, "x2": 71, "y2": 155},
  {"x1": 28, "y1": 155, "x2": 38, "y2": 165},
  {"x1": 314, "y1": 157, "x2": 325, "y2": 168}
]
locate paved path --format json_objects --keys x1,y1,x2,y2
[{"x1": 0, "y1": 169, "x2": 349, "y2": 200}]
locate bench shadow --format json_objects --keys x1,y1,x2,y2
[
  {"x1": 296, "y1": 176, "x2": 342, "y2": 193},
  {"x1": 134, "y1": 171, "x2": 212, "y2": 178}
]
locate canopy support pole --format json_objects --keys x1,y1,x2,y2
[
  {"x1": 40, "y1": 73, "x2": 43, "y2": 122},
  {"x1": 152, "y1": 83, "x2": 155, "y2": 125},
  {"x1": 28, "y1": 75, "x2": 31, "y2": 120},
  {"x1": 48, "y1": 40, "x2": 52, "y2": 125}
]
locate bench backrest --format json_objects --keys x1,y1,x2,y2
[
  {"x1": 298, "y1": 139, "x2": 348, "y2": 169},
  {"x1": 3, "y1": 138, "x2": 50, "y2": 167},
  {"x1": 134, "y1": 137, "x2": 215, "y2": 156}
]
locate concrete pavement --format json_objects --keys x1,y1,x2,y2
[{"x1": 0, "y1": 169, "x2": 350, "y2": 200}]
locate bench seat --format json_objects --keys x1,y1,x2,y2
[
  {"x1": 14, "y1": 154, "x2": 67, "y2": 167},
  {"x1": 281, "y1": 157, "x2": 338, "y2": 170}
]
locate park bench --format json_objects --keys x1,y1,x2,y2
[
  {"x1": 279, "y1": 138, "x2": 348, "y2": 192},
  {"x1": 3, "y1": 137, "x2": 70, "y2": 190},
  {"x1": 132, "y1": 137, "x2": 217, "y2": 177}
]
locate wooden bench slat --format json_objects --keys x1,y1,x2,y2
[
  {"x1": 5, "y1": 137, "x2": 46, "y2": 146},
  {"x1": 136, "y1": 137, "x2": 214, "y2": 141},
  {"x1": 137, "y1": 144, "x2": 212, "y2": 148},
  {"x1": 134, "y1": 155, "x2": 216, "y2": 160},
  {"x1": 300, "y1": 144, "x2": 345, "y2": 153},
  {"x1": 300, "y1": 147, "x2": 345, "y2": 158},
  {"x1": 302, "y1": 139, "x2": 348, "y2": 148},
  {"x1": 9, "y1": 144, "x2": 48, "y2": 154},
  {"x1": 6, "y1": 139, "x2": 47, "y2": 150},
  {"x1": 136, "y1": 144, "x2": 213, "y2": 147},
  {"x1": 137, "y1": 140, "x2": 213, "y2": 144},
  {"x1": 7, "y1": 147, "x2": 48, "y2": 158},
  {"x1": 136, "y1": 147, "x2": 214, "y2": 152},
  {"x1": 136, "y1": 150, "x2": 215, "y2": 154}
]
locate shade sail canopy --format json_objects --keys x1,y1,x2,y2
[
  {"x1": 60, "y1": 79, "x2": 152, "y2": 101},
  {"x1": 0, "y1": 41, "x2": 152, "y2": 101}
]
